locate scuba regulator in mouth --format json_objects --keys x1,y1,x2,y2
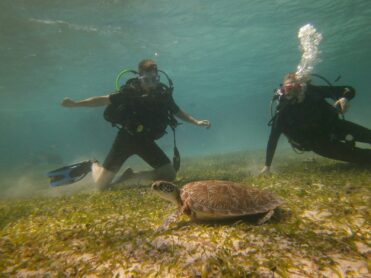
[{"x1": 138, "y1": 64, "x2": 161, "y2": 88}]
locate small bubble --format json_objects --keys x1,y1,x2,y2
[{"x1": 154, "y1": 52, "x2": 159, "y2": 57}]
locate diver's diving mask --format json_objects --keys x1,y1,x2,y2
[{"x1": 139, "y1": 67, "x2": 160, "y2": 88}]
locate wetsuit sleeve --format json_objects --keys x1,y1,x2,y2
[
  {"x1": 265, "y1": 122, "x2": 282, "y2": 167},
  {"x1": 309, "y1": 85, "x2": 356, "y2": 100}
]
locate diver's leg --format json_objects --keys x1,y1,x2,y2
[
  {"x1": 122, "y1": 163, "x2": 176, "y2": 184},
  {"x1": 96, "y1": 130, "x2": 134, "y2": 190},
  {"x1": 140, "y1": 140, "x2": 176, "y2": 181},
  {"x1": 92, "y1": 162, "x2": 116, "y2": 190},
  {"x1": 311, "y1": 139, "x2": 371, "y2": 164},
  {"x1": 122, "y1": 140, "x2": 176, "y2": 184},
  {"x1": 333, "y1": 120, "x2": 371, "y2": 144}
]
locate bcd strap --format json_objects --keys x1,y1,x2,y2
[{"x1": 171, "y1": 125, "x2": 180, "y2": 172}]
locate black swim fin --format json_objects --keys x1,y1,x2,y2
[{"x1": 47, "y1": 160, "x2": 92, "y2": 187}]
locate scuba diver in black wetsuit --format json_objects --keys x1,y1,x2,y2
[
  {"x1": 61, "y1": 59, "x2": 211, "y2": 190},
  {"x1": 261, "y1": 72, "x2": 371, "y2": 174}
]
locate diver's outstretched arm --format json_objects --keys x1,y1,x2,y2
[
  {"x1": 261, "y1": 124, "x2": 282, "y2": 173},
  {"x1": 61, "y1": 96, "x2": 111, "y2": 108},
  {"x1": 174, "y1": 109, "x2": 211, "y2": 128}
]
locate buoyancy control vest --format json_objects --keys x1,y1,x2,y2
[
  {"x1": 104, "y1": 78, "x2": 178, "y2": 140},
  {"x1": 104, "y1": 69, "x2": 181, "y2": 172}
]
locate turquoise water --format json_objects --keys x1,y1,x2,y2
[{"x1": 1, "y1": 0, "x2": 370, "y2": 169}]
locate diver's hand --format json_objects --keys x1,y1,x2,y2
[
  {"x1": 259, "y1": 166, "x2": 270, "y2": 175},
  {"x1": 61, "y1": 97, "x2": 77, "y2": 108},
  {"x1": 334, "y1": 97, "x2": 348, "y2": 114},
  {"x1": 196, "y1": 120, "x2": 211, "y2": 129}
]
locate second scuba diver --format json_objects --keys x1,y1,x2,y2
[
  {"x1": 61, "y1": 59, "x2": 211, "y2": 190},
  {"x1": 261, "y1": 72, "x2": 371, "y2": 174}
]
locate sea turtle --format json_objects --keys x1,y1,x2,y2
[{"x1": 152, "y1": 180, "x2": 283, "y2": 231}]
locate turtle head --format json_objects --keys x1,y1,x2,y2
[{"x1": 152, "y1": 181, "x2": 182, "y2": 205}]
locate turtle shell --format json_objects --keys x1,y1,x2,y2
[{"x1": 180, "y1": 180, "x2": 283, "y2": 220}]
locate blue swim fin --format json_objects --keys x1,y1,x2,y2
[{"x1": 47, "y1": 160, "x2": 92, "y2": 187}]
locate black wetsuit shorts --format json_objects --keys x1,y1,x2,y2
[{"x1": 103, "y1": 129, "x2": 171, "y2": 172}]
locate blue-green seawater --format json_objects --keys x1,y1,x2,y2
[{"x1": 0, "y1": 0, "x2": 370, "y2": 178}]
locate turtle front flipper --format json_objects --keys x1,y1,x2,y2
[
  {"x1": 156, "y1": 209, "x2": 182, "y2": 232},
  {"x1": 257, "y1": 210, "x2": 274, "y2": 225}
]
